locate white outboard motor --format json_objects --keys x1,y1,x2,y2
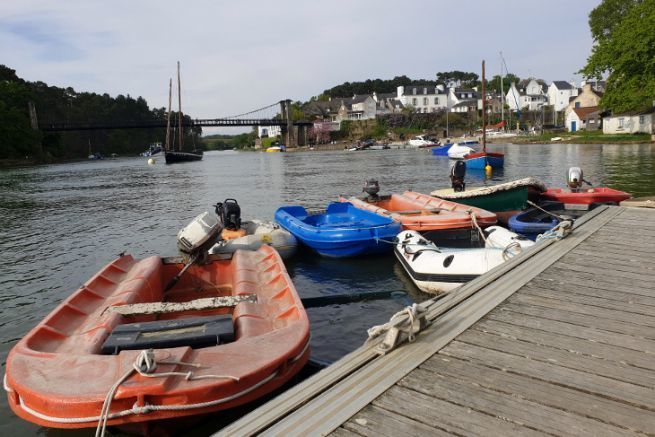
[
  {"x1": 567, "y1": 167, "x2": 589, "y2": 192},
  {"x1": 177, "y1": 211, "x2": 223, "y2": 255}
]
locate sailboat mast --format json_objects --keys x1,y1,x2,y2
[
  {"x1": 165, "y1": 79, "x2": 172, "y2": 152},
  {"x1": 482, "y1": 60, "x2": 487, "y2": 153},
  {"x1": 500, "y1": 52, "x2": 504, "y2": 131},
  {"x1": 177, "y1": 61, "x2": 183, "y2": 151}
]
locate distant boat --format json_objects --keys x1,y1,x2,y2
[
  {"x1": 141, "y1": 142, "x2": 163, "y2": 157},
  {"x1": 164, "y1": 62, "x2": 203, "y2": 164},
  {"x1": 266, "y1": 145, "x2": 285, "y2": 153},
  {"x1": 463, "y1": 60, "x2": 504, "y2": 169},
  {"x1": 408, "y1": 135, "x2": 438, "y2": 148}
]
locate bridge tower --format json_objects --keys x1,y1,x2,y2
[{"x1": 279, "y1": 99, "x2": 296, "y2": 148}]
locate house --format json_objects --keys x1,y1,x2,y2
[
  {"x1": 548, "y1": 81, "x2": 578, "y2": 112},
  {"x1": 505, "y1": 79, "x2": 548, "y2": 112},
  {"x1": 304, "y1": 95, "x2": 377, "y2": 122},
  {"x1": 258, "y1": 125, "x2": 282, "y2": 138},
  {"x1": 396, "y1": 85, "x2": 448, "y2": 113},
  {"x1": 565, "y1": 106, "x2": 601, "y2": 132},
  {"x1": 565, "y1": 83, "x2": 603, "y2": 117},
  {"x1": 448, "y1": 88, "x2": 479, "y2": 113},
  {"x1": 373, "y1": 92, "x2": 404, "y2": 114},
  {"x1": 603, "y1": 108, "x2": 655, "y2": 134}
]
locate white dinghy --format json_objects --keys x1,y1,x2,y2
[
  {"x1": 447, "y1": 143, "x2": 475, "y2": 159},
  {"x1": 394, "y1": 226, "x2": 534, "y2": 294}
]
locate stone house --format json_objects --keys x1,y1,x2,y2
[
  {"x1": 373, "y1": 92, "x2": 404, "y2": 114},
  {"x1": 565, "y1": 84, "x2": 603, "y2": 118}
]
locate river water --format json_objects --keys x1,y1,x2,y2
[{"x1": 1, "y1": 142, "x2": 654, "y2": 435}]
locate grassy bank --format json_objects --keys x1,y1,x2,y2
[{"x1": 507, "y1": 131, "x2": 652, "y2": 144}]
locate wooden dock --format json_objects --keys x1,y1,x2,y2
[{"x1": 219, "y1": 205, "x2": 655, "y2": 436}]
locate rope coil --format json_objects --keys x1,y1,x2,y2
[{"x1": 367, "y1": 303, "x2": 426, "y2": 354}]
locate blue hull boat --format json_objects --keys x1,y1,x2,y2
[
  {"x1": 464, "y1": 152, "x2": 504, "y2": 169},
  {"x1": 275, "y1": 202, "x2": 401, "y2": 257},
  {"x1": 430, "y1": 143, "x2": 453, "y2": 156}
]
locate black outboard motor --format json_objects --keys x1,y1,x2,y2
[
  {"x1": 363, "y1": 178, "x2": 380, "y2": 200},
  {"x1": 215, "y1": 199, "x2": 241, "y2": 230},
  {"x1": 450, "y1": 160, "x2": 467, "y2": 192}
]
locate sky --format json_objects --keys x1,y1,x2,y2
[{"x1": 0, "y1": 0, "x2": 601, "y2": 134}]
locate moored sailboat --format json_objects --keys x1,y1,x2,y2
[{"x1": 165, "y1": 62, "x2": 203, "y2": 164}]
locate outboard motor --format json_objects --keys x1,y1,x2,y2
[
  {"x1": 450, "y1": 160, "x2": 467, "y2": 192},
  {"x1": 567, "y1": 167, "x2": 591, "y2": 192},
  {"x1": 363, "y1": 178, "x2": 380, "y2": 200},
  {"x1": 215, "y1": 199, "x2": 241, "y2": 230}
]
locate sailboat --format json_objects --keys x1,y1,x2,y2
[
  {"x1": 165, "y1": 62, "x2": 203, "y2": 164},
  {"x1": 463, "y1": 60, "x2": 504, "y2": 170}
]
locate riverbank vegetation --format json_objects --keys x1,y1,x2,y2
[{"x1": 0, "y1": 65, "x2": 200, "y2": 162}]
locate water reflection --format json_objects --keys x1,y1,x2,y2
[{"x1": 0, "y1": 143, "x2": 653, "y2": 435}]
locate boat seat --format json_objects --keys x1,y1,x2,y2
[{"x1": 233, "y1": 302, "x2": 276, "y2": 339}]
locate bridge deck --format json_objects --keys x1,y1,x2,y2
[{"x1": 218, "y1": 206, "x2": 655, "y2": 436}]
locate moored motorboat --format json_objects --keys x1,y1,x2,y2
[
  {"x1": 431, "y1": 177, "x2": 546, "y2": 224},
  {"x1": 4, "y1": 213, "x2": 310, "y2": 431},
  {"x1": 341, "y1": 183, "x2": 497, "y2": 247},
  {"x1": 541, "y1": 187, "x2": 631, "y2": 207},
  {"x1": 209, "y1": 199, "x2": 297, "y2": 259},
  {"x1": 540, "y1": 166, "x2": 631, "y2": 208},
  {"x1": 394, "y1": 226, "x2": 534, "y2": 294},
  {"x1": 274, "y1": 202, "x2": 401, "y2": 257},
  {"x1": 408, "y1": 135, "x2": 438, "y2": 148}
]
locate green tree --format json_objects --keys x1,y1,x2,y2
[{"x1": 580, "y1": 0, "x2": 655, "y2": 112}]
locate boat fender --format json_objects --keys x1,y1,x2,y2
[{"x1": 443, "y1": 254, "x2": 454, "y2": 268}]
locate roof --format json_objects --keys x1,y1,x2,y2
[
  {"x1": 606, "y1": 107, "x2": 655, "y2": 117},
  {"x1": 572, "y1": 106, "x2": 600, "y2": 119},
  {"x1": 402, "y1": 85, "x2": 443, "y2": 96},
  {"x1": 552, "y1": 81, "x2": 574, "y2": 90}
]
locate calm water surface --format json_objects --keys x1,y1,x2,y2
[{"x1": 1, "y1": 142, "x2": 654, "y2": 435}]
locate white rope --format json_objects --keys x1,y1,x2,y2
[
  {"x1": 536, "y1": 219, "x2": 574, "y2": 242},
  {"x1": 367, "y1": 303, "x2": 424, "y2": 354},
  {"x1": 502, "y1": 240, "x2": 523, "y2": 260},
  {"x1": 10, "y1": 340, "x2": 310, "y2": 431},
  {"x1": 467, "y1": 209, "x2": 487, "y2": 243}
]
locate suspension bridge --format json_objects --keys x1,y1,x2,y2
[{"x1": 36, "y1": 100, "x2": 313, "y2": 147}]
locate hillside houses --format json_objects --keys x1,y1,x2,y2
[{"x1": 267, "y1": 76, "x2": 651, "y2": 140}]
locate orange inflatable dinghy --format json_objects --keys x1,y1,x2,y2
[
  {"x1": 342, "y1": 191, "x2": 496, "y2": 231},
  {"x1": 4, "y1": 245, "x2": 310, "y2": 430}
]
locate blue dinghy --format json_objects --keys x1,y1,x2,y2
[
  {"x1": 430, "y1": 143, "x2": 453, "y2": 156},
  {"x1": 508, "y1": 201, "x2": 588, "y2": 240},
  {"x1": 275, "y1": 202, "x2": 402, "y2": 257}
]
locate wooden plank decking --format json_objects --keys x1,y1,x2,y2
[{"x1": 219, "y1": 206, "x2": 655, "y2": 436}]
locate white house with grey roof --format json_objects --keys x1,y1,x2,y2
[
  {"x1": 396, "y1": 85, "x2": 448, "y2": 113},
  {"x1": 548, "y1": 81, "x2": 578, "y2": 111},
  {"x1": 506, "y1": 79, "x2": 548, "y2": 111}
]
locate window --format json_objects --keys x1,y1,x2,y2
[
  {"x1": 434, "y1": 97, "x2": 439, "y2": 105},
  {"x1": 412, "y1": 88, "x2": 417, "y2": 95},
  {"x1": 639, "y1": 115, "x2": 645, "y2": 124},
  {"x1": 423, "y1": 97, "x2": 428, "y2": 105},
  {"x1": 575, "y1": 102, "x2": 581, "y2": 108},
  {"x1": 618, "y1": 117, "x2": 625, "y2": 128},
  {"x1": 412, "y1": 98, "x2": 417, "y2": 106}
]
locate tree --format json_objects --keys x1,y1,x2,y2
[
  {"x1": 580, "y1": 0, "x2": 655, "y2": 112},
  {"x1": 436, "y1": 71, "x2": 479, "y2": 88}
]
